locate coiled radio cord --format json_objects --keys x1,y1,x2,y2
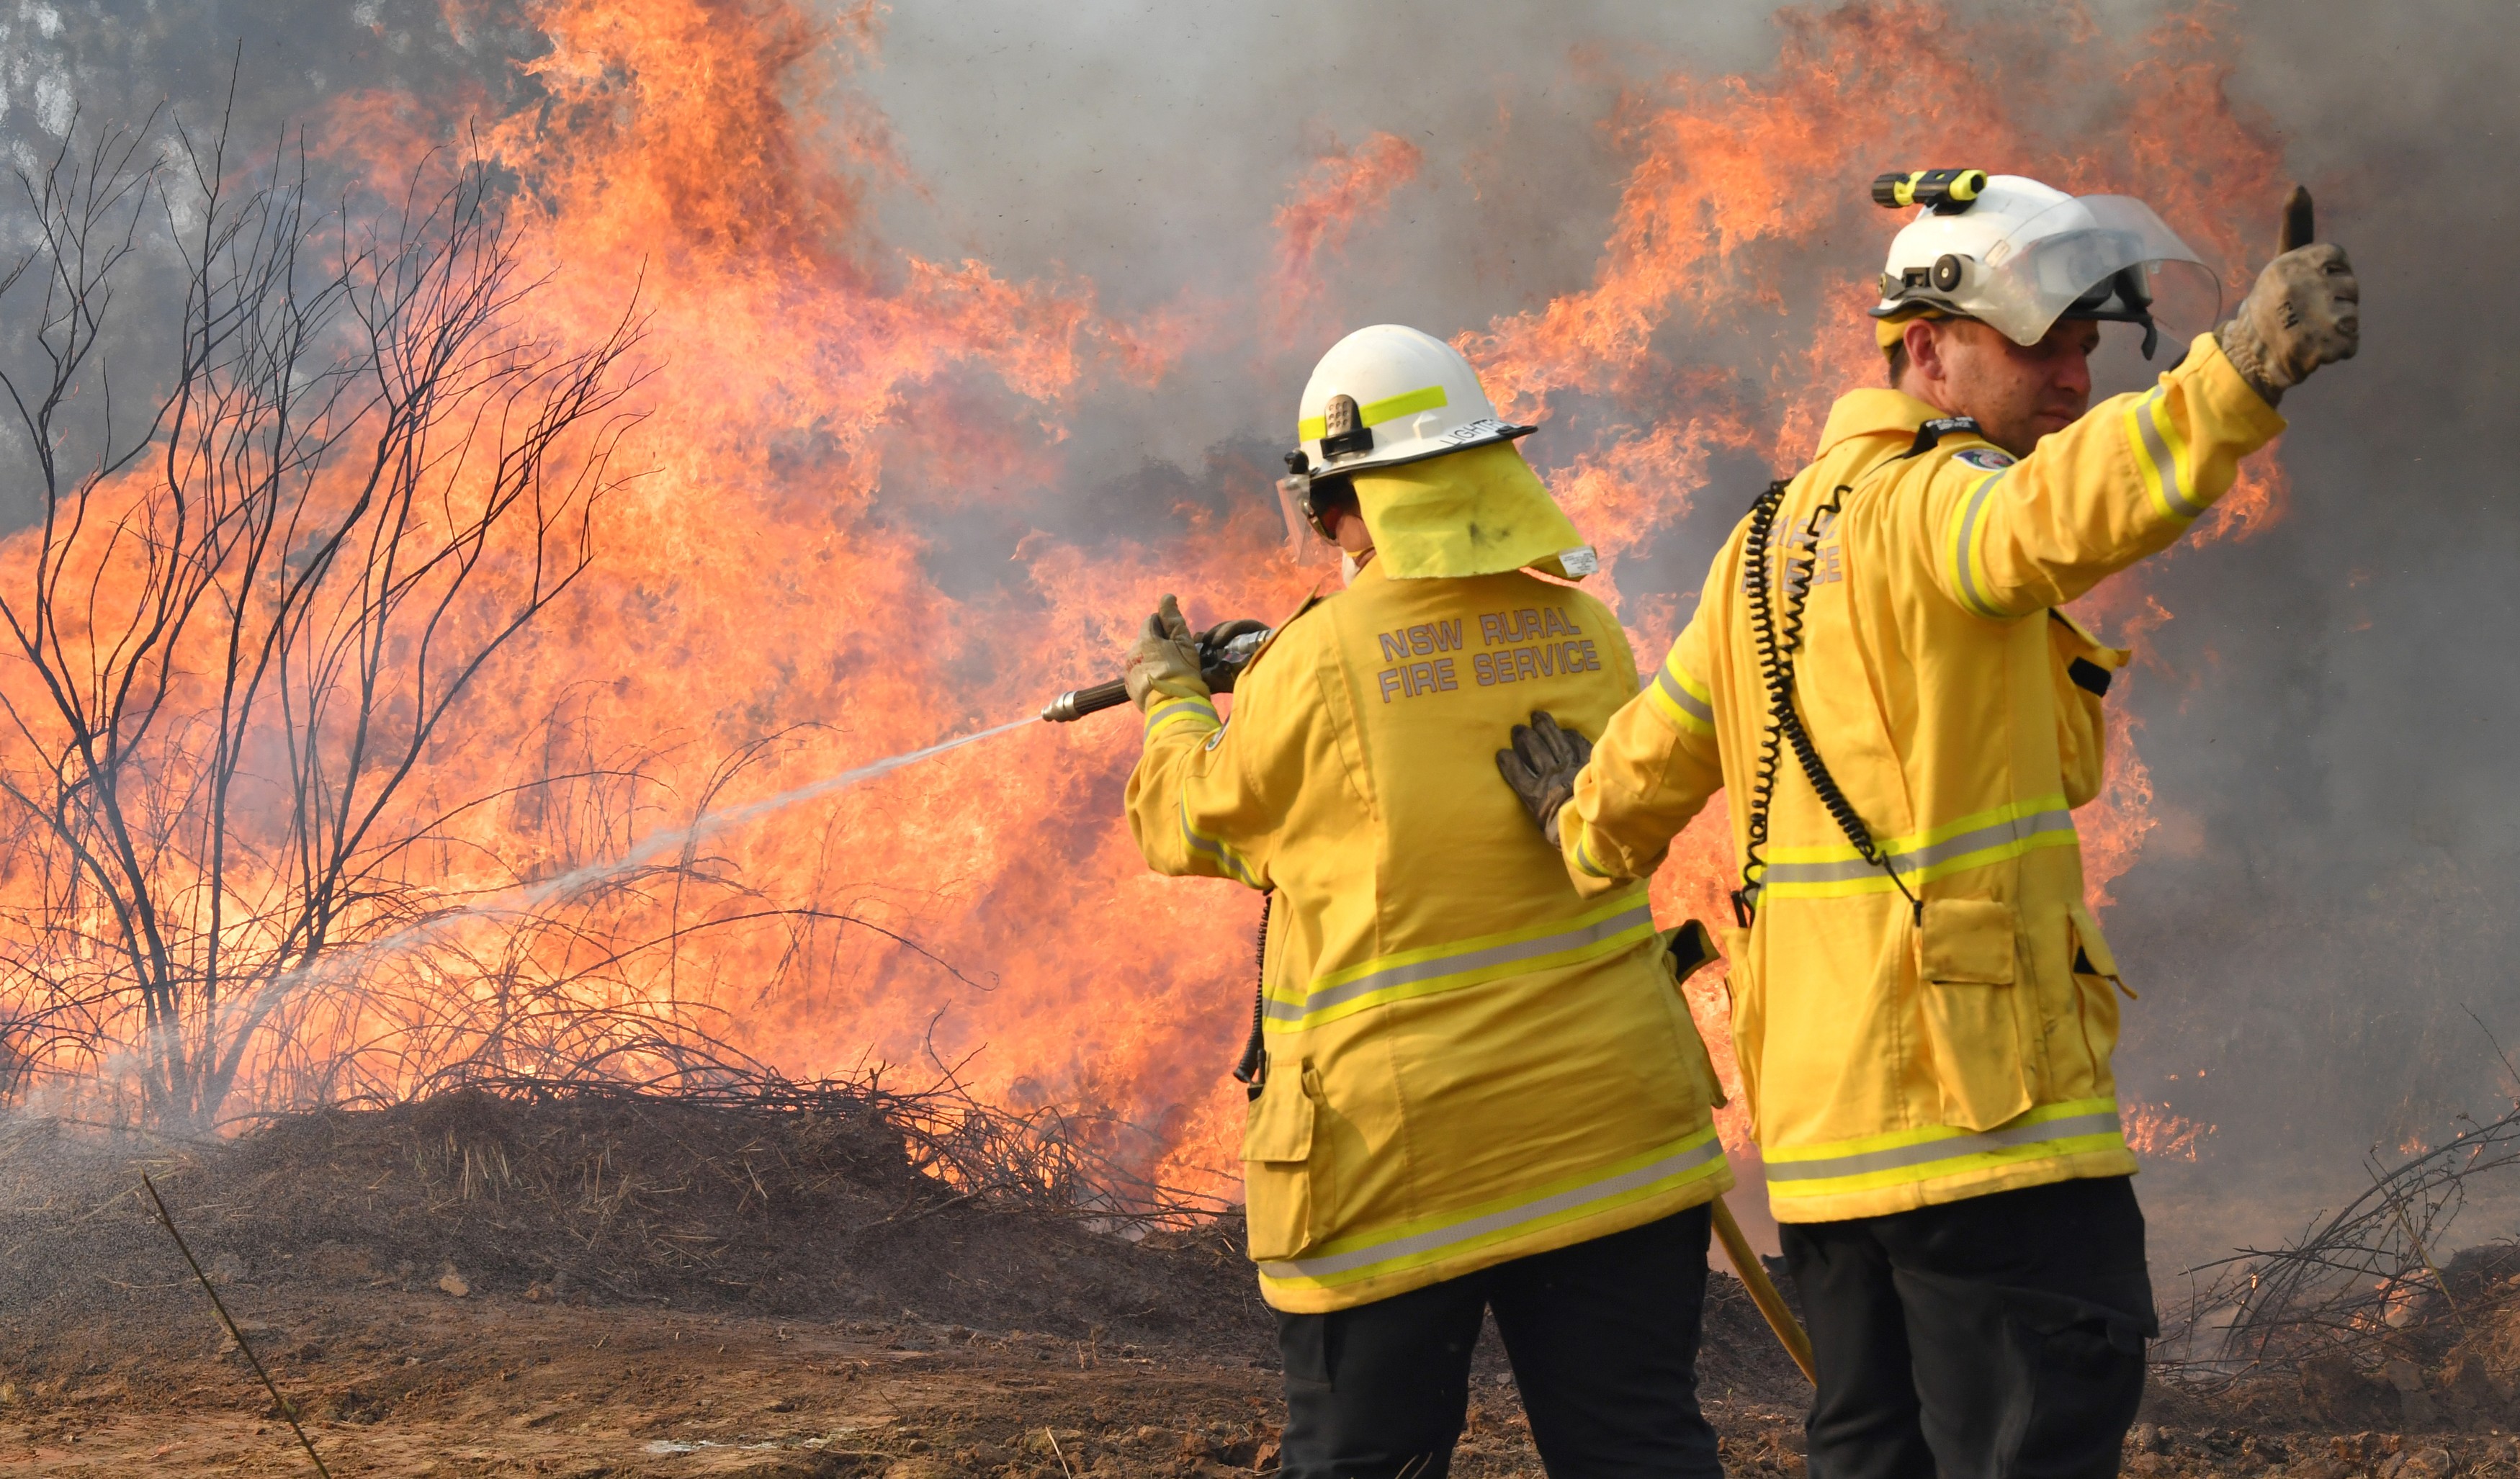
[
  {"x1": 1731, "y1": 480, "x2": 1921, "y2": 928},
  {"x1": 1233, "y1": 891, "x2": 1270, "y2": 1098}
]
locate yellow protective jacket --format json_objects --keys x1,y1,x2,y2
[
  {"x1": 1126, "y1": 559, "x2": 1731, "y2": 1313},
  {"x1": 1561, "y1": 333, "x2": 2285, "y2": 1223}
]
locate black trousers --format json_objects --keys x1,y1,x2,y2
[
  {"x1": 1779, "y1": 1175, "x2": 2157, "y2": 1479},
  {"x1": 1275, "y1": 1207, "x2": 1723, "y2": 1479}
]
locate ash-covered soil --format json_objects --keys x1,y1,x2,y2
[
  {"x1": 0, "y1": 1092, "x2": 1808, "y2": 1475},
  {"x1": 14, "y1": 1091, "x2": 2520, "y2": 1476}
]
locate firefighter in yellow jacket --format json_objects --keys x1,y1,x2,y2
[
  {"x1": 1497, "y1": 174, "x2": 2361, "y2": 1475},
  {"x1": 1123, "y1": 324, "x2": 1732, "y2": 1479}
]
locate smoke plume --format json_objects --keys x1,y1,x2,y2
[{"x1": 0, "y1": 0, "x2": 2511, "y2": 1262}]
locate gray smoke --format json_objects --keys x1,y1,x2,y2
[{"x1": 1, "y1": 0, "x2": 2514, "y2": 1269}]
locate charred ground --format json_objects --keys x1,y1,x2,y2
[
  {"x1": 0, "y1": 1087, "x2": 1810, "y2": 1475},
  {"x1": 9, "y1": 1088, "x2": 2520, "y2": 1475}
]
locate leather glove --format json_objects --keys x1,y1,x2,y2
[
  {"x1": 1495, "y1": 710, "x2": 1592, "y2": 848},
  {"x1": 1124, "y1": 593, "x2": 1209, "y2": 710},
  {"x1": 2217, "y1": 243, "x2": 2359, "y2": 405},
  {"x1": 1196, "y1": 619, "x2": 1271, "y2": 693}
]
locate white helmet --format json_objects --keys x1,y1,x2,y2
[
  {"x1": 1867, "y1": 169, "x2": 2216, "y2": 359},
  {"x1": 1288, "y1": 324, "x2": 1532, "y2": 481}
]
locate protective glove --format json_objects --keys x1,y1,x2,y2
[
  {"x1": 1195, "y1": 619, "x2": 1271, "y2": 693},
  {"x1": 1124, "y1": 593, "x2": 1209, "y2": 710},
  {"x1": 2217, "y1": 243, "x2": 2359, "y2": 406},
  {"x1": 1495, "y1": 710, "x2": 1592, "y2": 848}
]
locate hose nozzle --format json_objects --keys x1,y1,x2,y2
[
  {"x1": 1040, "y1": 626, "x2": 1271, "y2": 724},
  {"x1": 1041, "y1": 679, "x2": 1129, "y2": 724}
]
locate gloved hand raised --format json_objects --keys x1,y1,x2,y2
[
  {"x1": 1495, "y1": 711, "x2": 1592, "y2": 848},
  {"x1": 2218, "y1": 242, "x2": 2359, "y2": 405},
  {"x1": 1196, "y1": 619, "x2": 1271, "y2": 693},
  {"x1": 1125, "y1": 593, "x2": 1209, "y2": 710}
]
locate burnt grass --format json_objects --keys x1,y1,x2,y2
[
  {"x1": 0, "y1": 1089, "x2": 1811, "y2": 1476},
  {"x1": 14, "y1": 1091, "x2": 2520, "y2": 1475},
  {"x1": 0, "y1": 1089, "x2": 1281, "y2": 1359}
]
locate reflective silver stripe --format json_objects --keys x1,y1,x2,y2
[
  {"x1": 1952, "y1": 469, "x2": 2007, "y2": 617},
  {"x1": 1572, "y1": 831, "x2": 1615, "y2": 879},
  {"x1": 1654, "y1": 665, "x2": 1713, "y2": 727},
  {"x1": 1764, "y1": 1110, "x2": 2123, "y2": 1182},
  {"x1": 1145, "y1": 697, "x2": 1218, "y2": 739},
  {"x1": 1260, "y1": 1134, "x2": 1726, "y2": 1280},
  {"x1": 2135, "y1": 388, "x2": 2207, "y2": 518},
  {"x1": 1179, "y1": 807, "x2": 1257, "y2": 886},
  {"x1": 1760, "y1": 809, "x2": 2074, "y2": 886},
  {"x1": 1265, "y1": 900, "x2": 1654, "y2": 1025}
]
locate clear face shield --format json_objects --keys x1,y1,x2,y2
[{"x1": 1972, "y1": 196, "x2": 2221, "y2": 357}]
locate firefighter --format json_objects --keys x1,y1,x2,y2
[
  {"x1": 1497, "y1": 173, "x2": 2359, "y2": 1476},
  {"x1": 1122, "y1": 323, "x2": 1734, "y2": 1479}
]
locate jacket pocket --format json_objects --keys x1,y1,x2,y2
[
  {"x1": 2048, "y1": 610, "x2": 2128, "y2": 811},
  {"x1": 1916, "y1": 898, "x2": 2032, "y2": 1130},
  {"x1": 1720, "y1": 925, "x2": 1763, "y2": 1130},
  {"x1": 1240, "y1": 1064, "x2": 1319, "y2": 1262}
]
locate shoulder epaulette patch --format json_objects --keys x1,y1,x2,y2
[
  {"x1": 1954, "y1": 446, "x2": 2016, "y2": 471},
  {"x1": 1904, "y1": 415, "x2": 1983, "y2": 458}
]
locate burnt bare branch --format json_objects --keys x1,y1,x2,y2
[{"x1": 0, "y1": 96, "x2": 644, "y2": 1130}]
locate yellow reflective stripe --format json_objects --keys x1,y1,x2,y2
[
  {"x1": 1144, "y1": 694, "x2": 1219, "y2": 743},
  {"x1": 1766, "y1": 794, "x2": 2068, "y2": 865},
  {"x1": 2125, "y1": 383, "x2": 2208, "y2": 521},
  {"x1": 1178, "y1": 803, "x2": 1259, "y2": 887},
  {"x1": 1945, "y1": 468, "x2": 2009, "y2": 619},
  {"x1": 1764, "y1": 1099, "x2": 2125, "y2": 1200},
  {"x1": 1646, "y1": 654, "x2": 1715, "y2": 737},
  {"x1": 1257, "y1": 1126, "x2": 1726, "y2": 1290},
  {"x1": 1761, "y1": 827, "x2": 2078, "y2": 899},
  {"x1": 1266, "y1": 892, "x2": 1654, "y2": 1033},
  {"x1": 1757, "y1": 794, "x2": 2076, "y2": 899},
  {"x1": 1295, "y1": 385, "x2": 1450, "y2": 443},
  {"x1": 1359, "y1": 383, "x2": 1448, "y2": 427},
  {"x1": 1569, "y1": 822, "x2": 1618, "y2": 880}
]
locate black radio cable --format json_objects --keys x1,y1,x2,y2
[
  {"x1": 1731, "y1": 480, "x2": 1921, "y2": 928},
  {"x1": 1233, "y1": 891, "x2": 1271, "y2": 1097}
]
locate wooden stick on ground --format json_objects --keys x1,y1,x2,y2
[
  {"x1": 1712, "y1": 1195, "x2": 1817, "y2": 1384},
  {"x1": 140, "y1": 1173, "x2": 334, "y2": 1478}
]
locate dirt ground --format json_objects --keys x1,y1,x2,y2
[
  {"x1": 0, "y1": 1091, "x2": 1806, "y2": 1475},
  {"x1": 0, "y1": 1282, "x2": 1821, "y2": 1477},
  {"x1": 4, "y1": 1091, "x2": 2518, "y2": 1477}
]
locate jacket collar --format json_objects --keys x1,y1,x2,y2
[{"x1": 1813, "y1": 388, "x2": 1945, "y2": 459}]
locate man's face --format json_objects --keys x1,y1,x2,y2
[{"x1": 1900, "y1": 317, "x2": 2102, "y2": 457}]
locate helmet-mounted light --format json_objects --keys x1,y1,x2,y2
[{"x1": 1871, "y1": 168, "x2": 1988, "y2": 213}]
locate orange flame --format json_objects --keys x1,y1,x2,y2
[
  {"x1": 2124, "y1": 1101, "x2": 2216, "y2": 1161},
  {"x1": 1270, "y1": 132, "x2": 1426, "y2": 333},
  {"x1": 0, "y1": 1, "x2": 2291, "y2": 1190}
]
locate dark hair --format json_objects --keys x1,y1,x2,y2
[{"x1": 1885, "y1": 338, "x2": 1911, "y2": 388}]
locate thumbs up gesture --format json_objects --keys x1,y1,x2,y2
[{"x1": 2218, "y1": 186, "x2": 2359, "y2": 405}]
